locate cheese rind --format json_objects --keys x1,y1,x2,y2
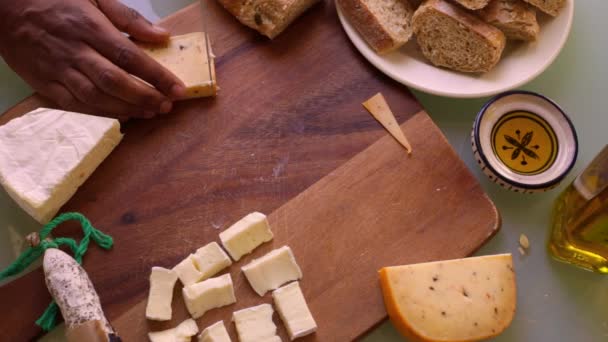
[
  {"x1": 140, "y1": 32, "x2": 217, "y2": 99},
  {"x1": 192, "y1": 242, "x2": 232, "y2": 281},
  {"x1": 198, "y1": 321, "x2": 231, "y2": 342},
  {"x1": 183, "y1": 274, "x2": 236, "y2": 319},
  {"x1": 148, "y1": 318, "x2": 199, "y2": 342},
  {"x1": 232, "y1": 304, "x2": 281, "y2": 342},
  {"x1": 220, "y1": 212, "x2": 274, "y2": 261},
  {"x1": 242, "y1": 246, "x2": 302, "y2": 296},
  {"x1": 379, "y1": 254, "x2": 516, "y2": 342},
  {"x1": 272, "y1": 282, "x2": 317, "y2": 340},
  {"x1": 146, "y1": 267, "x2": 178, "y2": 321},
  {"x1": 0, "y1": 108, "x2": 123, "y2": 223},
  {"x1": 173, "y1": 254, "x2": 203, "y2": 286}
]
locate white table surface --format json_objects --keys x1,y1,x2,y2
[{"x1": 0, "y1": 0, "x2": 606, "y2": 341}]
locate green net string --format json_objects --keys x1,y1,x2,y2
[{"x1": 0, "y1": 212, "x2": 114, "y2": 331}]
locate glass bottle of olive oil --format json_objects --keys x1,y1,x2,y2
[{"x1": 549, "y1": 145, "x2": 608, "y2": 273}]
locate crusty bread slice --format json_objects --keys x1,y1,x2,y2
[
  {"x1": 412, "y1": 0, "x2": 506, "y2": 73},
  {"x1": 451, "y1": 0, "x2": 491, "y2": 10},
  {"x1": 480, "y1": 0, "x2": 540, "y2": 41},
  {"x1": 217, "y1": 0, "x2": 320, "y2": 38},
  {"x1": 522, "y1": 0, "x2": 564, "y2": 16},
  {"x1": 338, "y1": 0, "x2": 415, "y2": 54}
]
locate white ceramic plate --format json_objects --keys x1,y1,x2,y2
[{"x1": 336, "y1": 0, "x2": 574, "y2": 98}]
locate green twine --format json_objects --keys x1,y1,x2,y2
[{"x1": 0, "y1": 212, "x2": 114, "y2": 331}]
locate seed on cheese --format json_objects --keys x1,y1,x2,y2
[
  {"x1": 0, "y1": 108, "x2": 123, "y2": 223},
  {"x1": 183, "y1": 274, "x2": 236, "y2": 319},
  {"x1": 192, "y1": 242, "x2": 232, "y2": 281},
  {"x1": 173, "y1": 254, "x2": 203, "y2": 286},
  {"x1": 272, "y1": 281, "x2": 317, "y2": 340},
  {"x1": 242, "y1": 246, "x2": 303, "y2": 296},
  {"x1": 198, "y1": 321, "x2": 231, "y2": 342},
  {"x1": 148, "y1": 318, "x2": 199, "y2": 342},
  {"x1": 379, "y1": 254, "x2": 516, "y2": 342},
  {"x1": 220, "y1": 212, "x2": 274, "y2": 261},
  {"x1": 232, "y1": 304, "x2": 281, "y2": 342},
  {"x1": 139, "y1": 32, "x2": 217, "y2": 99},
  {"x1": 146, "y1": 267, "x2": 178, "y2": 321}
]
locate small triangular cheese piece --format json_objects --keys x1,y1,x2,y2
[
  {"x1": 198, "y1": 321, "x2": 231, "y2": 342},
  {"x1": 0, "y1": 108, "x2": 123, "y2": 223},
  {"x1": 362, "y1": 93, "x2": 412, "y2": 154},
  {"x1": 379, "y1": 254, "x2": 516, "y2": 342}
]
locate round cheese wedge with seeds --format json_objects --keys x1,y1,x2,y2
[{"x1": 379, "y1": 254, "x2": 516, "y2": 342}]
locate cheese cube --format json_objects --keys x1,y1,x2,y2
[
  {"x1": 183, "y1": 274, "x2": 236, "y2": 319},
  {"x1": 140, "y1": 32, "x2": 217, "y2": 99},
  {"x1": 198, "y1": 321, "x2": 231, "y2": 342},
  {"x1": 272, "y1": 282, "x2": 317, "y2": 340},
  {"x1": 242, "y1": 246, "x2": 302, "y2": 296},
  {"x1": 192, "y1": 242, "x2": 232, "y2": 281},
  {"x1": 379, "y1": 254, "x2": 517, "y2": 342},
  {"x1": 232, "y1": 304, "x2": 281, "y2": 342},
  {"x1": 220, "y1": 212, "x2": 274, "y2": 261},
  {"x1": 148, "y1": 318, "x2": 199, "y2": 342},
  {"x1": 0, "y1": 108, "x2": 123, "y2": 223},
  {"x1": 145, "y1": 267, "x2": 178, "y2": 321},
  {"x1": 173, "y1": 254, "x2": 203, "y2": 286}
]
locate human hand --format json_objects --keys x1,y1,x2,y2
[{"x1": 0, "y1": 0, "x2": 186, "y2": 120}]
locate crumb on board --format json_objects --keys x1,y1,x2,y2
[
  {"x1": 518, "y1": 246, "x2": 526, "y2": 256},
  {"x1": 519, "y1": 234, "x2": 530, "y2": 249}
]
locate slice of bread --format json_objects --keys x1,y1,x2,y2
[
  {"x1": 338, "y1": 0, "x2": 415, "y2": 54},
  {"x1": 479, "y1": 0, "x2": 540, "y2": 41},
  {"x1": 522, "y1": 0, "x2": 564, "y2": 16},
  {"x1": 217, "y1": 0, "x2": 320, "y2": 38},
  {"x1": 451, "y1": 0, "x2": 491, "y2": 10},
  {"x1": 412, "y1": 0, "x2": 506, "y2": 73}
]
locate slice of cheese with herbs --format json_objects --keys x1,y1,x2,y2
[
  {"x1": 173, "y1": 254, "x2": 203, "y2": 286},
  {"x1": 232, "y1": 304, "x2": 281, "y2": 342},
  {"x1": 145, "y1": 267, "x2": 178, "y2": 321},
  {"x1": 140, "y1": 32, "x2": 217, "y2": 99},
  {"x1": 198, "y1": 321, "x2": 231, "y2": 342},
  {"x1": 272, "y1": 281, "x2": 317, "y2": 340},
  {"x1": 362, "y1": 93, "x2": 412, "y2": 154},
  {"x1": 242, "y1": 246, "x2": 302, "y2": 296},
  {"x1": 0, "y1": 108, "x2": 122, "y2": 223},
  {"x1": 220, "y1": 212, "x2": 274, "y2": 261},
  {"x1": 192, "y1": 242, "x2": 232, "y2": 281},
  {"x1": 183, "y1": 274, "x2": 236, "y2": 319},
  {"x1": 148, "y1": 318, "x2": 199, "y2": 342},
  {"x1": 379, "y1": 254, "x2": 516, "y2": 342}
]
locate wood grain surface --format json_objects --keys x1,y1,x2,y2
[{"x1": 0, "y1": 1, "x2": 499, "y2": 341}]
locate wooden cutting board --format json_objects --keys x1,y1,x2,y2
[{"x1": 0, "y1": 1, "x2": 499, "y2": 341}]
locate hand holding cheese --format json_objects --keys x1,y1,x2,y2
[{"x1": 0, "y1": 0, "x2": 185, "y2": 119}]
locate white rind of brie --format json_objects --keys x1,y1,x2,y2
[{"x1": 0, "y1": 108, "x2": 123, "y2": 223}]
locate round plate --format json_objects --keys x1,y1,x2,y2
[{"x1": 336, "y1": 0, "x2": 574, "y2": 98}]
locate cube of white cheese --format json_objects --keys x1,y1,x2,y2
[
  {"x1": 192, "y1": 242, "x2": 232, "y2": 282},
  {"x1": 242, "y1": 246, "x2": 302, "y2": 296},
  {"x1": 173, "y1": 254, "x2": 203, "y2": 286},
  {"x1": 183, "y1": 274, "x2": 236, "y2": 319},
  {"x1": 220, "y1": 212, "x2": 273, "y2": 261},
  {"x1": 198, "y1": 320, "x2": 231, "y2": 342},
  {"x1": 148, "y1": 318, "x2": 199, "y2": 342},
  {"x1": 272, "y1": 282, "x2": 317, "y2": 340},
  {"x1": 0, "y1": 108, "x2": 123, "y2": 223},
  {"x1": 145, "y1": 267, "x2": 178, "y2": 321},
  {"x1": 232, "y1": 304, "x2": 281, "y2": 342}
]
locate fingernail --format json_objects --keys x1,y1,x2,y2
[
  {"x1": 143, "y1": 110, "x2": 156, "y2": 118},
  {"x1": 171, "y1": 84, "x2": 186, "y2": 99},
  {"x1": 160, "y1": 101, "x2": 172, "y2": 114},
  {"x1": 153, "y1": 25, "x2": 169, "y2": 36}
]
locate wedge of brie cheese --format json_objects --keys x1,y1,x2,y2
[
  {"x1": 198, "y1": 320, "x2": 231, "y2": 342},
  {"x1": 272, "y1": 282, "x2": 317, "y2": 340},
  {"x1": 148, "y1": 318, "x2": 199, "y2": 342},
  {"x1": 183, "y1": 274, "x2": 236, "y2": 319},
  {"x1": 232, "y1": 304, "x2": 281, "y2": 342},
  {"x1": 173, "y1": 254, "x2": 203, "y2": 286},
  {"x1": 146, "y1": 267, "x2": 178, "y2": 321},
  {"x1": 0, "y1": 108, "x2": 123, "y2": 223},
  {"x1": 242, "y1": 246, "x2": 302, "y2": 296},
  {"x1": 220, "y1": 212, "x2": 273, "y2": 261},
  {"x1": 192, "y1": 242, "x2": 232, "y2": 282}
]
